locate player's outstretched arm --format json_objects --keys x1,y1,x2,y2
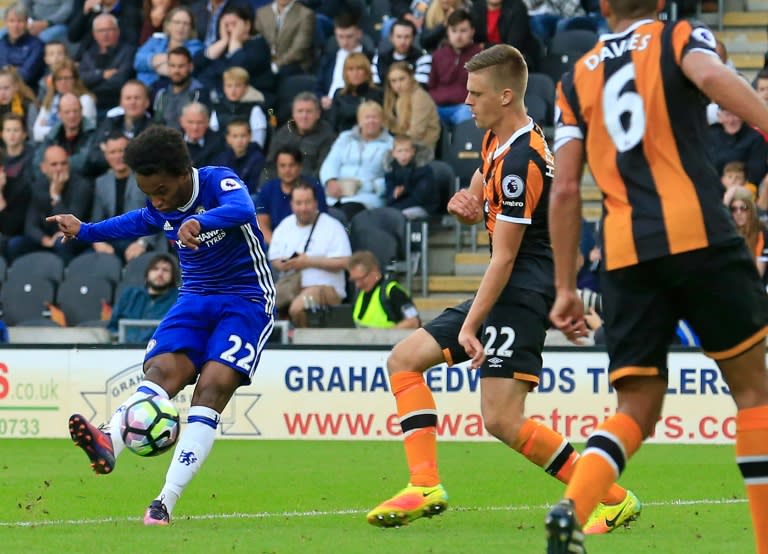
[
  {"x1": 45, "y1": 214, "x2": 82, "y2": 242},
  {"x1": 682, "y1": 51, "x2": 768, "y2": 135}
]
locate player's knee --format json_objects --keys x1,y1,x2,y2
[
  {"x1": 483, "y1": 410, "x2": 526, "y2": 443},
  {"x1": 143, "y1": 364, "x2": 188, "y2": 397},
  {"x1": 387, "y1": 345, "x2": 410, "y2": 375}
]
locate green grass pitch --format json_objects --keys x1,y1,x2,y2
[{"x1": 0, "y1": 440, "x2": 754, "y2": 553}]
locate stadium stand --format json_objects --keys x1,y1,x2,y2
[
  {"x1": 7, "y1": 252, "x2": 65, "y2": 288},
  {"x1": 0, "y1": 0, "x2": 758, "y2": 335},
  {"x1": 56, "y1": 275, "x2": 113, "y2": 326},
  {"x1": 1, "y1": 275, "x2": 56, "y2": 326},
  {"x1": 65, "y1": 251, "x2": 123, "y2": 287}
]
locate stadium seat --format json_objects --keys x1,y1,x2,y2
[
  {"x1": 428, "y1": 160, "x2": 456, "y2": 216},
  {"x1": 350, "y1": 207, "x2": 407, "y2": 275},
  {"x1": 526, "y1": 95, "x2": 549, "y2": 128},
  {"x1": 526, "y1": 72, "x2": 556, "y2": 125},
  {"x1": 327, "y1": 206, "x2": 349, "y2": 228},
  {"x1": 539, "y1": 51, "x2": 579, "y2": 85},
  {"x1": 121, "y1": 252, "x2": 157, "y2": 287},
  {"x1": 66, "y1": 252, "x2": 123, "y2": 286},
  {"x1": 549, "y1": 29, "x2": 599, "y2": 56},
  {"x1": 350, "y1": 225, "x2": 399, "y2": 273},
  {"x1": 444, "y1": 119, "x2": 486, "y2": 189},
  {"x1": 436, "y1": 119, "x2": 452, "y2": 162},
  {"x1": 56, "y1": 275, "x2": 114, "y2": 327},
  {"x1": 1, "y1": 275, "x2": 56, "y2": 325},
  {"x1": 7, "y1": 252, "x2": 64, "y2": 287}
]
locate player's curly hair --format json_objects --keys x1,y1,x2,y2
[{"x1": 124, "y1": 125, "x2": 192, "y2": 177}]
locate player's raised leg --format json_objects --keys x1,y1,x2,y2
[
  {"x1": 367, "y1": 328, "x2": 449, "y2": 527},
  {"x1": 70, "y1": 354, "x2": 194, "y2": 475}
]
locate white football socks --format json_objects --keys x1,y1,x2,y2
[
  {"x1": 156, "y1": 405, "x2": 220, "y2": 515},
  {"x1": 108, "y1": 381, "x2": 169, "y2": 458}
]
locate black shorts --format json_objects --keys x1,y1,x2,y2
[
  {"x1": 602, "y1": 239, "x2": 768, "y2": 384},
  {"x1": 423, "y1": 289, "x2": 552, "y2": 385}
]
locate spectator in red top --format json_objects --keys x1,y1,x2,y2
[{"x1": 427, "y1": 9, "x2": 482, "y2": 126}]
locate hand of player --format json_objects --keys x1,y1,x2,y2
[
  {"x1": 45, "y1": 214, "x2": 81, "y2": 242},
  {"x1": 393, "y1": 185, "x2": 405, "y2": 199},
  {"x1": 178, "y1": 218, "x2": 201, "y2": 249},
  {"x1": 458, "y1": 326, "x2": 485, "y2": 369},
  {"x1": 447, "y1": 188, "x2": 482, "y2": 221},
  {"x1": 550, "y1": 289, "x2": 588, "y2": 345}
]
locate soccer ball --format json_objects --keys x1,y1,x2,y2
[{"x1": 120, "y1": 395, "x2": 180, "y2": 457}]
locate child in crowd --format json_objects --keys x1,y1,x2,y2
[
  {"x1": 37, "y1": 41, "x2": 69, "y2": 100},
  {"x1": 209, "y1": 67, "x2": 268, "y2": 150},
  {"x1": 213, "y1": 119, "x2": 265, "y2": 194},
  {"x1": 721, "y1": 160, "x2": 757, "y2": 200},
  {"x1": 384, "y1": 134, "x2": 438, "y2": 219}
]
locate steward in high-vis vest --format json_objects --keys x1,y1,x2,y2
[{"x1": 348, "y1": 250, "x2": 420, "y2": 329}]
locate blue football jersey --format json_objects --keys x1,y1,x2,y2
[{"x1": 78, "y1": 167, "x2": 275, "y2": 313}]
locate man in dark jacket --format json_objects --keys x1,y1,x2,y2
[
  {"x1": 265, "y1": 92, "x2": 336, "y2": 181},
  {"x1": 0, "y1": 3, "x2": 45, "y2": 91},
  {"x1": 12, "y1": 145, "x2": 92, "y2": 262},
  {"x1": 108, "y1": 253, "x2": 179, "y2": 343},
  {"x1": 78, "y1": 14, "x2": 136, "y2": 115}
]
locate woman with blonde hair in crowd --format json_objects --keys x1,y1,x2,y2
[
  {"x1": 32, "y1": 60, "x2": 97, "y2": 142},
  {"x1": 321, "y1": 100, "x2": 394, "y2": 218},
  {"x1": 421, "y1": 0, "x2": 472, "y2": 51},
  {"x1": 726, "y1": 185, "x2": 767, "y2": 277},
  {"x1": 0, "y1": 66, "x2": 39, "y2": 134},
  {"x1": 383, "y1": 61, "x2": 440, "y2": 152},
  {"x1": 327, "y1": 52, "x2": 384, "y2": 134}
]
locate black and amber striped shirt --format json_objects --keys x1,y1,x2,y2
[
  {"x1": 555, "y1": 19, "x2": 739, "y2": 270},
  {"x1": 481, "y1": 119, "x2": 555, "y2": 298}
]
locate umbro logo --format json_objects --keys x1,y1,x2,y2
[
  {"x1": 163, "y1": 221, "x2": 173, "y2": 231},
  {"x1": 488, "y1": 357, "x2": 503, "y2": 366}
]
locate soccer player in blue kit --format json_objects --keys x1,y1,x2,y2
[{"x1": 48, "y1": 126, "x2": 276, "y2": 525}]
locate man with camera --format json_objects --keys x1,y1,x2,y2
[{"x1": 268, "y1": 182, "x2": 350, "y2": 327}]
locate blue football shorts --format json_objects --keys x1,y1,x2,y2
[{"x1": 145, "y1": 293, "x2": 274, "y2": 384}]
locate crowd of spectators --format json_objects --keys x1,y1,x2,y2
[{"x1": 0, "y1": 0, "x2": 760, "y2": 337}]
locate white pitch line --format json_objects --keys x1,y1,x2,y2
[{"x1": 0, "y1": 497, "x2": 747, "y2": 528}]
